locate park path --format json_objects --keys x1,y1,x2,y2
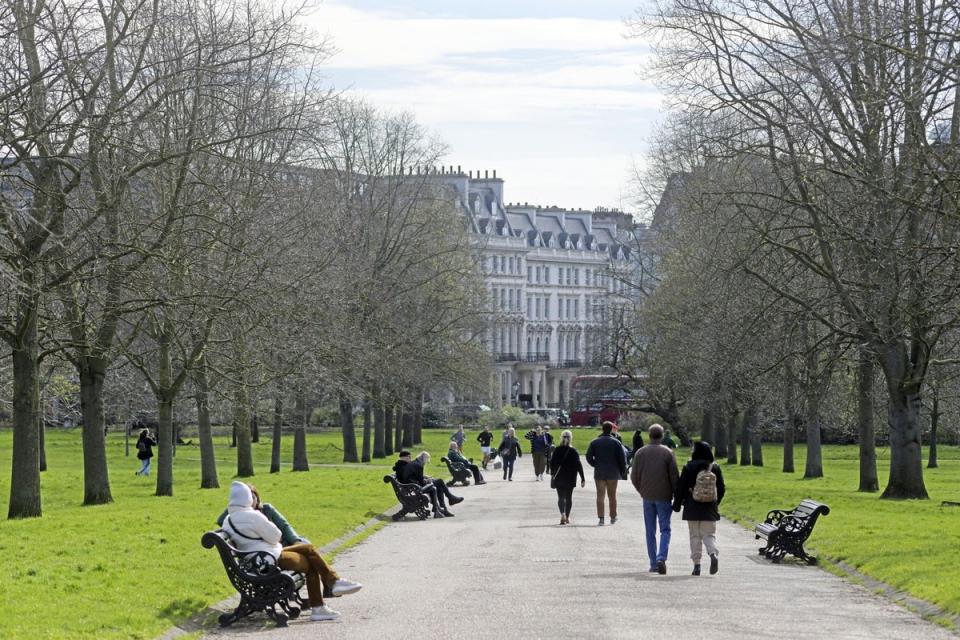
[{"x1": 202, "y1": 462, "x2": 956, "y2": 640}]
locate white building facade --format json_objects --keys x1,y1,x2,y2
[{"x1": 433, "y1": 168, "x2": 637, "y2": 409}]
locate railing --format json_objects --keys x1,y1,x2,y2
[
  {"x1": 494, "y1": 353, "x2": 518, "y2": 362},
  {"x1": 547, "y1": 359, "x2": 583, "y2": 369},
  {"x1": 522, "y1": 353, "x2": 550, "y2": 362}
]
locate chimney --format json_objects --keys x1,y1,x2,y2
[
  {"x1": 485, "y1": 170, "x2": 489, "y2": 179},
  {"x1": 457, "y1": 165, "x2": 461, "y2": 174},
  {"x1": 469, "y1": 170, "x2": 473, "y2": 178},
  {"x1": 493, "y1": 169, "x2": 497, "y2": 179}
]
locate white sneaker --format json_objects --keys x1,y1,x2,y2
[
  {"x1": 330, "y1": 578, "x2": 363, "y2": 597},
  {"x1": 310, "y1": 605, "x2": 341, "y2": 621}
]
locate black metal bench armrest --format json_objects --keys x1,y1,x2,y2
[{"x1": 764, "y1": 509, "x2": 790, "y2": 524}]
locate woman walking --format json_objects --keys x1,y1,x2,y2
[
  {"x1": 672, "y1": 441, "x2": 725, "y2": 575},
  {"x1": 549, "y1": 430, "x2": 585, "y2": 525},
  {"x1": 135, "y1": 429, "x2": 157, "y2": 476},
  {"x1": 498, "y1": 427, "x2": 522, "y2": 481}
]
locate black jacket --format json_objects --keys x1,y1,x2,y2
[
  {"x1": 477, "y1": 431, "x2": 493, "y2": 447},
  {"x1": 498, "y1": 437, "x2": 522, "y2": 459},
  {"x1": 673, "y1": 458, "x2": 725, "y2": 521},
  {"x1": 136, "y1": 434, "x2": 156, "y2": 460},
  {"x1": 585, "y1": 434, "x2": 627, "y2": 480},
  {"x1": 392, "y1": 459, "x2": 408, "y2": 477},
  {"x1": 632, "y1": 430, "x2": 644, "y2": 451},
  {"x1": 399, "y1": 461, "x2": 427, "y2": 486},
  {"x1": 549, "y1": 445, "x2": 585, "y2": 488}
]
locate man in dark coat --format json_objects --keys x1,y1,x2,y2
[{"x1": 585, "y1": 421, "x2": 628, "y2": 526}]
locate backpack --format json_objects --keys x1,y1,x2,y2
[
  {"x1": 136, "y1": 440, "x2": 146, "y2": 452},
  {"x1": 692, "y1": 466, "x2": 718, "y2": 503}
]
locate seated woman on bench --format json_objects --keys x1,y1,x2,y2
[
  {"x1": 447, "y1": 441, "x2": 486, "y2": 484},
  {"x1": 218, "y1": 481, "x2": 362, "y2": 622}
]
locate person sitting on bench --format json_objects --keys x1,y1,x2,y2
[
  {"x1": 400, "y1": 451, "x2": 464, "y2": 518},
  {"x1": 447, "y1": 441, "x2": 486, "y2": 484},
  {"x1": 219, "y1": 481, "x2": 362, "y2": 621}
]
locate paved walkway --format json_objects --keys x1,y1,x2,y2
[{"x1": 203, "y1": 464, "x2": 956, "y2": 640}]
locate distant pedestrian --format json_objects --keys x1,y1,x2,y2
[
  {"x1": 632, "y1": 429, "x2": 644, "y2": 454},
  {"x1": 549, "y1": 430, "x2": 585, "y2": 525},
  {"x1": 529, "y1": 426, "x2": 551, "y2": 481},
  {"x1": 135, "y1": 429, "x2": 157, "y2": 476},
  {"x1": 662, "y1": 428, "x2": 678, "y2": 449},
  {"x1": 584, "y1": 421, "x2": 627, "y2": 526},
  {"x1": 673, "y1": 441, "x2": 725, "y2": 576},
  {"x1": 477, "y1": 426, "x2": 494, "y2": 469},
  {"x1": 451, "y1": 424, "x2": 466, "y2": 449},
  {"x1": 498, "y1": 427, "x2": 522, "y2": 481},
  {"x1": 630, "y1": 423, "x2": 680, "y2": 574}
]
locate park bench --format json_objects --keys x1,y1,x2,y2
[
  {"x1": 441, "y1": 456, "x2": 472, "y2": 486},
  {"x1": 754, "y1": 499, "x2": 830, "y2": 565},
  {"x1": 383, "y1": 474, "x2": 432, "y2": 520},
  {"x1": 201, "y1": 530, "x2": 306, "y2": 627}
]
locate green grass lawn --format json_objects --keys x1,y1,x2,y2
[
  {"x1": 1, "y1": 427, "x2": 957, "y2": 637},
  {"x1": 714, "y1": 442, "x2": 960, "y2": 621}
]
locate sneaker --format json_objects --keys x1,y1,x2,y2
[
  {"x1": 656, "y1": 560, "x2": 667, "y2": 575},
  {"x1": 559, "y1": 517, "x2": 566, "y2": 525},
  {"x1": 598, "y1": 517, "x2": 604, "y2": 526},
  {"x1": 610, "y1": 516, "x2": 618, "y2": 525},
  {"x1": 648, "y1": 567, "x2": 658, "y2": 573},
  {"x1": 330, "y1": 579, "x2": 362, "y2": 597},
  {"x1": 448, "y1": 495, "x2": 464, "y2": 505},
  {"x1": 508, "y1": 477, "x2": 513, "y2": 481},
  {"x1": 310, "y1": 605, "x2": 340, "y2": 621},
  {"x1": 709, "y1": 554, "x2": 719, "y2": 575},
  {"x1": 434, "y1": 511, "x2": 445, "y2": 519},
  {"x1": 692, "y1": 564, "x2": 701, "y2": 576}
]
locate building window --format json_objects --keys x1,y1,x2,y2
[
  {"x1": 527, "y1": 266, "x2": 533, "y2": 282},
  {"x1": 508, "y1": 256, "x2": 515, "y2": 273},
  {"x1": 535, "y1": 298, "x2": 541, "y2": 318},
  {"x1": 508, "y1": 289, "x2": 514, "y2": 310},
  {"x1": 500, "y1": 288, "x2": 506, "y2": 309},
  {"x1": 527, "y1": 298, "x2": 532, "y2": 317},
  {"x1": 536, "y1": 266, "x2": 542, "y2": 283},
  {"x1": 574, "y1": 269, "x2": 580, "y2": 285},
  {"x1": 574, "y1": 299, "x2": 579, "y2": 319}
]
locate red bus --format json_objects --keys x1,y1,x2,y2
[{"x1": 568, "y1": 374, "x2": 644, "y2": 426}]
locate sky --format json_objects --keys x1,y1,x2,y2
[{"x1": 304, "y1": 1, "x2": 663, "y2": 215}]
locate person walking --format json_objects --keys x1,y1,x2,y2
[
  {"x1": 673, "y1": 441, "x2": 725, "y2": 575},
  {"x1": 549, "y1": 430, "x2": 585, "y2": 525},
  {"x1": 584, "y1": 421, "x2": 627, "y2": 525},
  {"x1": 134, "y1": 429, "x2": 157, "y2": 476},
  {"x1": 530, "y1": 426, "x2": 551, "y2": 481},
  {"x1": 630, "y1": 423, "x2": 680, "y2": 574},
  {"x1": 498, "y1": 427, "x2": 522, "y2": 481},
  {"x1": 451, "y1": 424, "x2": 466, "y2": 449},
  {"x1": 477, "y1": 426, "x2": 494, "y2": 469}
]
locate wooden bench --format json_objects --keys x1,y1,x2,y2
[
  {"x1": 441, "y1": 456, "x2": 472, "y2": 486},
  {"x1": 754, "y1": 499, "x2": 830, "y2": 565},
  {"x1": 383, "y1": 475, "x2": 432, "y2": 520},
  {"x1": 201, "y1": 530, "x2": 306, "y2": 627}
]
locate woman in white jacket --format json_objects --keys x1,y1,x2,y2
[{"x1": 221, "y1": 481, "x2": 361, "y2": 621}]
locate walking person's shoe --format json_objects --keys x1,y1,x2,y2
[
  {"x1": 610, "y1": 516, "x2": 617, "y2": 525},
  {"x1": 648, "y1": 567, "x2": 658, "y2": 573},
  {"x1": 448, "y1": 495, "x2": 464, "y2": 505},
  {"x1": 656, "y1": 560, "x2": 667, "y2": 575},
  {"x1": 310, "y1": 605, "x2": 340, "y2": 621},
  {"x1": 330, "y1": 579, "x2": 363, "y2": 597},
  {"x1": 709, "y1": 554, "x2": 719, "y2": 575},
  {"x1": 692, "y1": 564, "x2": 701, "y2": 576},
  {"x1": 597, "y1": 517, "x2": 604, "y2": 526},
  {"x1": 559, "y1": 517, "x2": 566, "y2": 525}
]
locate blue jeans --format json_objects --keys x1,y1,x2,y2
[
  {"x1": 138, "y1": 458, "x2": 151, "y2": 475},
  {"x1": 502, "y1": 456, "x2": 516, "y2": 479},
  {"x1": 643, "y1": 499, "x2": 673, "y2": 567}
]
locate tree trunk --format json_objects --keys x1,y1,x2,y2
[
  {"x1": 700, "y1": 409, "x2": 714, "y2": 445},
  {"x1": 270, "y1": 392, "x2": 283, "y2": 474},
  {"x1": 155, "y1": 327, "x2": 175, "y2": 497},
  {"x1": 881, "y1": 388, "x2": 928, "y2": 499},
  {"x1": 725, "y1": 409, "x2": 737, "y2": 465},
  {"x1": 251, "y1": 412, "x2": 259, "y2": 443},
  {"x1": 8, "y1": 302, "x2": 42, "y2": 518},
  {"x1": 782, "y1": 357, "x2": 795, "y2": 473},
  {"x1": 401, "y1": 405, "x2": 414, "y2": 448},
  {"x1": 394, "y1": 406, "x2": 403, "y2": 452},
  {"x1": 927, "y1": 393, "x2": 939, "y2": 469},
  {"x1": 713, "y1": 405, "x2": 727, "y2": 458},
  {"x1": 384, "y1": 405, "x2": 395, "y2": 456},
  {"x1": 751, "y1": 431, "x2": 763, "y2": 467},
  {"x1": 803, "y1": 396, "x2": 824, "y2": 479},
  {"x1": 234, "y1": 384, "x2": 254, "y2": 478},
  {"x1": 857, "y1": 347, "x2": 879, "y2": 490},
  {"x1": 373, "y1": 403, "x2": 386, "y2": 458},
  {"x1": 38, "y1": 413, "x2": 47, "y2": 473},
  {"x1": 194, "y1": 358, "x2": 219, "y2": 489},
  {"x1": 413, "y1": 389, "x2": 423, "y2": 445},
  {"x1": 77, "y1": 358, "x2": 113, "y2": 505},
  {"x1": 292, "y1": 389, "x2": 309, "y2": 471},
  {"x1": 361, "y1": 396, "x2": 372, "y2": 463},
  {"x1": 339, "y1": 393, "x2": 359, "y2": 463},
  {"x1": 739, "y1": 407, "x2": 752, "y2": 466}
]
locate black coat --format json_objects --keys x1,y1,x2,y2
[
  {"x1": 399, "y1": 461, "x2": 427, "y2": 486},
  {"x1": 498, "y1": 437, "x2": 522, "y2": 459},
  {"x1": 549, "y1": 445, "x2": 585, "y2": 488},
  {"x1": 672, "y1": 459, "x2": 725, "y2": 521},
  {"x1": 584, "y1": 434, "x2": 627, "y2": 480},
  {"x1": 136, "y1": 434, "x2": 156, "y2": 460}
]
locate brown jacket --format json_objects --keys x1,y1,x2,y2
[{"x1": 630, "y1": 443, "x2": 679, "y2": 501}]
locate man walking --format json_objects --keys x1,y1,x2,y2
[
  {"x1": 585, "y1": 421, "x2": 627, "y2": 526},
  {"x1": 630, "y1": 423, "x2": 679, "y2": 574}
]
